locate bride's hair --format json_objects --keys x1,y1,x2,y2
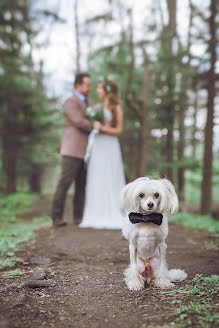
[{"x1": 101, "y1": 78, "x2": 121, "y2": 127}]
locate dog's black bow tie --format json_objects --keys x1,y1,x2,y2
[{"x1": 128, "y1": 212, "x2": 163, "y2": 226}]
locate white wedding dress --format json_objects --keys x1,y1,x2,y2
[{"x1": 80, "y1": 109, "x2": 126, "y2": 229}]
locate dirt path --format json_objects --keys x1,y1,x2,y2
[{"x1": 0, "y1": 219, "x2": 218, "y2": 328}]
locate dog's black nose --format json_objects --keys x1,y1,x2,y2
[{"x1": 148, "y1": 202, "x2": 154, "y2": 208}]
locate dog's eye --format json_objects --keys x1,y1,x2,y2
[
  {"x1": 139, "y1": 193, "x2": 145, "y2": 198},
  {"x1": 154, "y1": 193, "x2": 159, "y2": 199}
]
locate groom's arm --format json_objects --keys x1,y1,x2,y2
[{"x1": 64, "y1": 98, "x2": 93, "y2": 133}]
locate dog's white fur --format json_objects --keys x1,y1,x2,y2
[{"x1": 120, "y1": 177, "x2": 187, "y2": 291}]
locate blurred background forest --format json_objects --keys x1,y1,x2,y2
[{"x1": 0, "y1": 0, "x2": 218, "y2": 217}]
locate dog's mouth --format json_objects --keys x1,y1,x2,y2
[{"x1": 139, "y1": 207, "x2": 155, "y2": 214}]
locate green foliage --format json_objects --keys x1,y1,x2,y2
[
  {"x1": 185, "y1": 156, "x2": 219, "y2": 205},
  {"x1": 0, "y1": 215, "x2": 52, "y2": 268},
  {"x1": 191, "y1": 274, "x2": 219, "y2": 286},
  {"x1": 0, "y1": 192, "x2": 52, "y2": 268},
  {"x1": 8, "y1": 269, "x2": 25, "y2": 276},
  {"x1": 0, "y1": 0, "x2": 62, "y2": 192},
  {"x1": 169, "y1": 212, "x2": 219, "y2": 233},
  {"x1": 86, "y1": 106, "x2": 104, "y2": 123},
  {"x1": 87, "y1": 39, "x2": 219, "y2": 194},
  {"x1": 176, "y1": 302, "x2": 219, "y2": 328},
  {"x1": 0, "y1": 0, "x2": 217, "y2": 214},
  {"x1": 159, "y1": 274, "x2": 219, "y2": 328},
  {"x1": 175, "y1": 275, "x2": 219, "y2": 327},
  {"x1": 204, "y1": 240, "x2": 218, "y2": 250},
  {"x1": 0, "y1": 257, "x2": 19, "y2": 268},
  {"x1": 0, "y1": 192, "x2": 37, "y2": 220}
]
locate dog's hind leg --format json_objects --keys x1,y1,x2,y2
[{"x1": 124, "y1": 244, "x2": 144, "y2": 291}]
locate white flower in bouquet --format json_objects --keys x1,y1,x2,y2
[{"x1": 86, "y1": 104, "x2": 104, "y2": 123}]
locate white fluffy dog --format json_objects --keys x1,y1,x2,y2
[{"x1": 120, "y1": 177, "x2": 187, "y2": 291}]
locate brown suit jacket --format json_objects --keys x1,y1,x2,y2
[{"x1": 60, "y1": 95, "x2": 93, "y2": 158}]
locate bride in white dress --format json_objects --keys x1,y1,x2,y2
[{"x1": 80, "y1": 78, "x2": 126, "y2": 229}]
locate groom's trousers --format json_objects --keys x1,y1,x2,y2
[{"x1": 51, "y1": 156, "x2": 86, "y2": 225}]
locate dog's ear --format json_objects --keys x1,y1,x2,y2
[
  {"x1": 120, "y1": 182, "x2": 135, "y2": 216},
  {"x1": 161, "y1": 179, "x2": 178, "y2": 214}
]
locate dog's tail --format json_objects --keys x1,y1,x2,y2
[{"x1": 169, "y1": 269, "x2": 187, "y2": 282}]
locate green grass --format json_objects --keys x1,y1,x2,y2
[
  {"x1": 204, "y1": 240, "x2": 218, "y2": 250},
  {"x1": 169, "y1": 212, "x2": 219, "y2": 234},
  {"x1": 0, "y1": 216, "x2": 52, "y2": 269},
  {"x1": 176, "y1": 302, "x2": 219, "y2": 328},
  {"x1": 190, "y1": 274, "x2": 219, "y2": 286},
  {"x1": 0, "y1": 191, "x2": 38, "y2": 225},
  {"x1": 180, "y1": 274, "x2": 219, "y2": 327},
  {"x1": 0, "y1": 191, "x2": 52, "y2": 269},
  {"x1": 0, "y1": 257, "x2": 19, "y2": 268},
  {"x1": 159, "y1": 274, "x2": 219, "y2": 328},
  {"x1": 8, "y1": 268, "x2": 25, "y2": 276}
]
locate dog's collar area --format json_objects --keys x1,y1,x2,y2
[{"x1": 128, "y1": 212, "x2": 163, "y2": 225}]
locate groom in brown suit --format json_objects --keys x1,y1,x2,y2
[{"x1": 52, "y1": 73, "x2": 99, "y2": 227}]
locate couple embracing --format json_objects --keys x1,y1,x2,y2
[{"x1": 51, "y1": 73, "x2": 126, "y2": 229}]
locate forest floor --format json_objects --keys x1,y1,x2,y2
[{"x1": 0, "y1": 196, "x2": 218, "y2": 328}]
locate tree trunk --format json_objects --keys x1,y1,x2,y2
[
  {"x1": 29, "y1": 163, "x2": 45, "y2": 193},
  {"x1": 138, "y1": 53, "x2": 149, "y2": 176},
  {"x1": 177, "y1": 105, "x2": 185, "y2": 201},
  {"x1": 3, "y1": 150, "x2": 17, "y2": 194},
  {"x1": 166, "y1": 0, "x2": 177, "y2": 183},
  {"x1": 166, "y1": 117, "x2": 174, "y2": 182},
  {"x1": 74, "y1": 0, "x2": 80, "y2": 73},
  {"x1": 138, "y1": 118, "x2": 147, "y2": 176},
  {"x1": 127, "y1": 129, "x2": 137, "y2": 181},
  {"x1": 201, "y1": 0, "x2": 216, "y2": 214},
  {"x1": 177, "y1": 0, "x2": 193, "y2": 199},
  {"x1": 2, "y1": 128, "x2": 19, "y2": 194},
  {"x1": 125, "y1": 8, "x2": 135, "y2": 97},
  {"x1": 167, "y1": 0, "x2": 176, "y2": 27},
  {"x1": 192, "y1": 86, "x2": 198, "y2": 158},
  {"x1": 1, "y1": 98, "x2": 20, "y2": 194}
]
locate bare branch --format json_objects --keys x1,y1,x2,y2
[
  {"x1": 85, "y1": 12, "x2": 113, "y2": 24},
  {"x1": 37, "y1": 10, "x2": 66, "y2": 23}
]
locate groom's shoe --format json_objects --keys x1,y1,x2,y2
[
  {"x1": 74, "y1": 217, "x2": 82, "y2": 226},
  {"x1": 53, "y1": 219, "x2": 67, "y2": 228}
]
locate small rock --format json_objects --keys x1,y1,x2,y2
[
  {"x1": 13, "y1": 294, "x2": 28, "y2": 307},
  {"x1": 31, "y1": 268, "x2": 48, "y2": 280},
  {"x1": 40, "y1": 309, "x2": 47, "y2": 313},
  {"x1": 24, "y1": 279, "x2": 55, "y2": 289}
]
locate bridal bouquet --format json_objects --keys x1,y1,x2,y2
[
  {"x1": 86, "y1": 104, "x2": 104, "y2": 123},
  {"x1": 84, "y1": 104, "x2": 104, "y2": 164}
]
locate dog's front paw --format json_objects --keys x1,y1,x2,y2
[
  {"x1": 126, "y1": 277, "x2": 144, "y2": 291},
  {"x1": 155, "y1": 279, "x2": 175, "y2": 289},
  {"x1": 124, "y1": 266, "x2": 144, "y2": 291}
]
